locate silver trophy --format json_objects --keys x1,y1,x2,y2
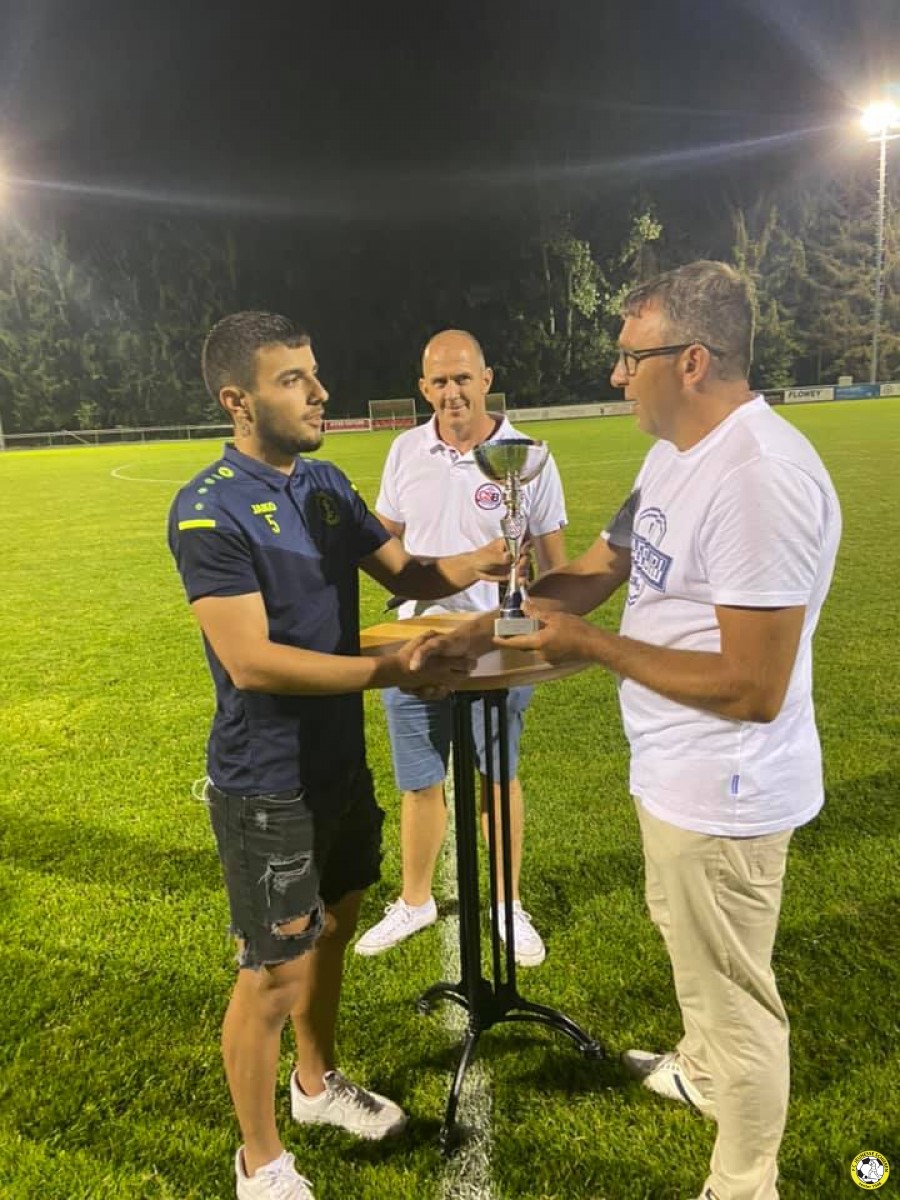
[{"x1": 473, "y1": 438, "x2": 550, "y2": 637}]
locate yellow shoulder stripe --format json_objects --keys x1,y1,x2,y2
[{"x1": 178, "y1": 518, "x2": 217, "y2": 530}]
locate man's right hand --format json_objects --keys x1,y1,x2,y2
[
  {"x1": 406, "y1": 615, "x2": 495, "y2": 670},
  {"x1": 386, "y1": 631, "x2": 476, "y2": 694},
  {"x1": 467, "y1": 537, "x2": 513, "y2": 581}
]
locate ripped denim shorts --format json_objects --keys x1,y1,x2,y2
[{"x1": 206, "y1": 765, "x2": 383, "y2": 970}]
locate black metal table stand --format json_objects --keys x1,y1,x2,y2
[{"x1": 416, "y1": 689, "x2": 605, "y2": 1152}]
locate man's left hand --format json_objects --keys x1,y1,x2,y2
[{"x1": 497, "y1": 603, "x2": 597, "y2": 666}]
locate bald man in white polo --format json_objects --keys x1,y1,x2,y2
[{"x1": 355, "y1": 330, "x2": 568, "y2": 966}]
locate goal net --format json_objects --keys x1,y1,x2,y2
[
  {"x1": 368, "y1": 397, "x2": 417, "y2": 430},
  {"x1": 367, "y1": 392, "x2": 505, "y2": 429}
]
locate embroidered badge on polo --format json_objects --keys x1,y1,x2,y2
[{"x1": 475, "y1": 482, "x2": 502, "y2": 510}]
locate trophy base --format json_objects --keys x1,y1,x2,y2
[{"x1": 494, "y1": 614, "x2": 540, "y2": 638}]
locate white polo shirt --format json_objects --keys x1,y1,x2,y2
[
  {"x1": 376, "y1": 415, "x2": 568, "y2": 619},
  {"x1": 605, "y1": 397, "x2": 841, "y2": 837}
]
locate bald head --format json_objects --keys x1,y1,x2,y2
[
  {"x1": 418, "y1": 328, "x2": 495, "y2": 447},
  {"x1": 422, "y1": 329, "x2": 486, "y2": 374}
]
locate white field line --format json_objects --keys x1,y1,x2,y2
[
  {"x1": 110, "y1": 463, "x2": 188, "y2": 484},
  {"x1": 439, "y1": 751, "x2": 495, "y2": 1200},
  {"x1": 109, "y1": 450, "x2": 640, "y2": 489},
  {"x1": 110, "y1": 462, "x2": 386, "y2": 487}
]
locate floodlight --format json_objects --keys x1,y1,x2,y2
[{"x1": 861, "y1": 100, "x2": 900, "y2": 136}]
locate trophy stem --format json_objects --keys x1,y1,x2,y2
[
  {"x1": 471, "y1": 439, "x2": 550, "y2": 638},
  {"x1": 496, "y1": 470, "x2": 538, "y2": 635}
]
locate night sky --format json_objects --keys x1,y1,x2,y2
[
  {"x1": 1, "y1": 0, "x2": 898, "y2": 402},
  {"x1": 5, "y1": 0, "x2": 896, "y2": 208}
]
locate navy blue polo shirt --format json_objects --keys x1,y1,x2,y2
[{"x1": 168, "y1": 443, "x2": 390, "y2": 795}]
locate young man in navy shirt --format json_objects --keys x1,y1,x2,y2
[{"x1": 169, "y1": 312, "x2": 509, "y2": 1200}]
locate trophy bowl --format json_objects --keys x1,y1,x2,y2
[
  {"x1": 473, "y1": 438, "x2": 550, "y2": 638},
  {"x1": 473, "y1": 438, "x2": 549, "y2": 486}
]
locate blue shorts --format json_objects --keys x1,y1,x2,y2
[{"x1": 381, "y1": 687, "x2": 534, "y2": 792}]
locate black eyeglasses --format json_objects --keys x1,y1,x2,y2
[{"x1": 616, "y1": 343, "x2": 725, "y2": 377}]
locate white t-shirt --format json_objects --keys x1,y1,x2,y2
[
  {"x1": 605, "y1": 397, "x2": 841, "y2": 837},
  {"x1": 376, "y1": 415, "x2": 568, "y2": 619}
]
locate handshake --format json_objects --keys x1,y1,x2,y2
[
  {"x1": 377, "y1": 601, "x2": 595, "y2": 701},
  {"x1": 379, "y1": 620, "x2": 494, "y2": 700}
]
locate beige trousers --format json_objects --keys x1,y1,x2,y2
[{"x1": 635, "y1": 800, "x2": 793, "y2": 1200}]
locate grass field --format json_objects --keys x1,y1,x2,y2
[{"x1": 1, "y1": 401, "x2": 898, "y2": 1200}]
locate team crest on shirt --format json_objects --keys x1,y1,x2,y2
[
  {"x1": 314, "y1": 492, "x2": 341, "y2": 526},
  {"x1": 474, "y1": 482, "x2": 503, "y2": 510},
  {"x1": 628, "y1": 507, "x2": 673, "y2": 604}
]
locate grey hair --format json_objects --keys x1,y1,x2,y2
[{"x1": 622, "y1": 260, "x2": 754, "y2": 380}]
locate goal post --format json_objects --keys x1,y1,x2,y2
[
  {"x1": 367, "y1": 392, "x2": 504, "y2": 430},
  {"x1": 368, "y1": 397, "x2": 417, "y2": 430}
]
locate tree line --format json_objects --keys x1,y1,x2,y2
[{"x1": 0, "y1": 167, "x2": 896, "y2": 435}]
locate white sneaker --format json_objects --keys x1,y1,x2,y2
[
  {"x1": 290, "y1": 1069, "x2": 408, "y2": 1140},
  {"x1": 496, "y1": 902, "x2": 546, "y2": 967},
  {"x1": 621, "y1": 1049, "x2": 715, "y2": 1118},
  {"x1": 235, "y1": 1148, "x2": 315, "y2": 1199},
  {"x1": 354, "y1": 897, "x2": 438, "y2": 956}
]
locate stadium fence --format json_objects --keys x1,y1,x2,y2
[{"x1": 2, "y1": 383, "x2": 898, "y2": 450}]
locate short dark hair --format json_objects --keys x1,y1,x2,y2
[
  {"x1": 201, "y1": 312, "x2": 310, "y2": 401},
  {"x1": 622, "y1": 261, "x2": 754, "y2": 380}
]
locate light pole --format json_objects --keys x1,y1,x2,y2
[
  {"x1": 0, "y1": 155, "x2": 12, "y2": 450},
  {"x1": 861, "y1": 100, "x2": 900, "y2": 384},
  {"x1": 0, "y1": 165, "x2": 5, "y2": 450}
]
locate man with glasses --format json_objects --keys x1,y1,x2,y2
[
  {"x1": 421, "y1": 262, "x2": 841, "y2": 1200},
  {"x1": 617, "y1": 340, "x2": 725, "y2": 374}
]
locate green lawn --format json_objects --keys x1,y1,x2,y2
[{"x1": 1, "y1": 401, "x2": 897, "y2": 1199}]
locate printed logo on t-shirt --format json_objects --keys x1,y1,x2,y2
[
  {"x1": 474, "y1": 482, "x2": 503, "y2": 510},
  {"x1": 628, "y1": 506, "x2": 673, "y2": 604}
]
